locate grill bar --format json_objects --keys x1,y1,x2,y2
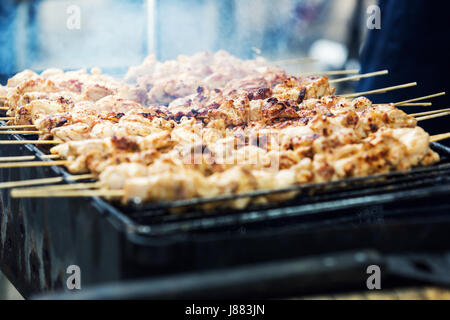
[
  {"x1": 127, "y1": 184, "x2": 450, "y2": 237},
  {"x1": 127, "y1": 162, "x2": 450, "y2": 217}
]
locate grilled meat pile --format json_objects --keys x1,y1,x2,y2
[{"x1": 0, "y1": 51, "x2": 439, "y2": 208}]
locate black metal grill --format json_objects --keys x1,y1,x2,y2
[{"x1": 1, "y1": 124, "x2": 450, "y2": 298}]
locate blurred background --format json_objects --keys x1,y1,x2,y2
[{"x1": 0, "y1": 0, "x2": 374, "y2": 79}]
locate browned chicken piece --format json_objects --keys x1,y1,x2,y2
[
  {"x1": 389, "y1": 127, "x2": 439, "y2": 167},
  {"x1": 6, "y1": 78, "x2": 60, "y2": 111},
  {"x1": 121, "y1": 169, "x2": 216, "y2": 204},
  {"x1": 30, "y1": 96, "x2": 149, "y2": 137},
  {"x1": 5, "y1": 70, "x2": 38, "y2": 87},
  {"x1": 42, "y1": 68, "x2": 122, "y2": 100},
  {"x1": 99, "y1": 163, "x2": 149, "y2": 190},
  {"x1": 90, "y1": 112, "x2": 169, "y2": 139},
  {"x1": 311, "y1": 126, "x2": 438, "y2": 182},
  {"x1": 50, "y1": 138, "x2": 113, "y2": 173},
  {"x1": 14, "y1": 99, "x2": 66, "y2": 125},
  {"x1": 205, "y1": 166, "x2": 257, "y2": 209},
  {"x1": 116, "y1": 153, "x2": 220, "y2": 202},
  {"x1": 51, "y1": 123, "x2": 91, "y2": 142},
  {"x1": 272, "y1": 76, "x2": 335, "y2": 102},
  {"x1": 2, "y1": 84, "x2": 78, "y2": 112},
  {"x1": 50, "y1": 131, "x2": 174, "y2": 173},
  {"x1": 168, "y1": 86, "x2": 225, "y2": 116}
]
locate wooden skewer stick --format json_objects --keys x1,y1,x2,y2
[
  {"x1": 0, "y1": 140, "x2": 62, "y2": 145},
  {"x1": 411, "y1": 108, "x2": 450, "y2": 117},
  {"x1": 342, "y1": 82, "x2": 417, "y2": 99},
  {"x1": 416, "y1": 111, "x2": 450, "y2": 122},
  {"x1": 0, "y1": 125, "x2": 37, "y2": 130},
  {"x1": 14, "y1": 182, "x2": 102, "y2": 193},
  {"x1": 395, "y1": 92, "x2": 446, "y2": 106},
  {"x1": 41, "y1": 154, "x2": 60, "y2": 159},
  {"x1": 0, "y1": 117, "x2": 15, "y2": 121},
  {"x1": 0, "y1": 174, "x2": 95, "y2": 189},
  {"x1": 11, "y1": 189, "x2": 124, "y2": 198},
  {"x1": 399, "y1": 103, "x2": 432, "y2": 107},
  {"x1": 0, "y1": 107, "x2": 9, "y2": 110},
  {"x1": 329, "y1": 70, "x2": 388, "y2": 84},
  {"x1": 0, "y1": 154, "x2": 60, "y2": 162},
  {"x1": 430, "y1": 133, "x2": 450, "y2": 143},
  {"x1": 0, "y1": 160, "x2": 70, "y2": 168},
  {"x1": 374, "y1": 102, "x2": 431, "y2": 107},
  {"x1": 0, "y1": 131, "x2": 42, "y2": 135},
  {"x1": 301, "y1": 69, "x2": 360, "y2": 76},
  {"x1": 0, "y1": 177, "x2": 64, "y2": 189},
  {"x1": 0, "y1": 155, "x2": 36, "y2": 162},
  {"x1": 66, "y1": 174, "x2": 96, "y2": 181}
]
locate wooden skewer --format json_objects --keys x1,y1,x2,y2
[
  {"x1": 374, "y1": 102, "x2": 431, "y2": 107},
  {"x1": 0, "y1": 117, "x2": 15, "y2": 121},
  {"x1": 377, "y1": 92, "x2": 446, "y2": 107},
  {"x1": 41, "y1": 154, "x2": 60, "y2": 159},
  {"x1": 0, "y1": 160, "x2": 70, "y2": 168},
  {"x1": 342, "y1": 82, "x2": 417, "y2": 99},
  {"x1": 0, "y1": 131, "x2": 42, "y2": 135},
  {"x1": 0, "y1": 174, "x2": 95, "y2": 189},
  {"x1": 0, "y1": 155, "x2": 36, "y2": 162},
  {"x1": 11, "y1": 189, "x2": 124, "y2": 198},
  {"x1": 14, "y1": 182, "x2": 101, "y2": 193},
  {"x1": 0, "y1": 107, "x2": 9, "y2": 110},
  {"x1": 0, "y1": 177, "x2": 64, "y2": 189},
  {"x1": 329, "y1": 70, "x2": 388, "y2": 84},
  {"x1": 411, "y1": 108, "x2": 450, "y2": 117},
  {"x1": 374, "y1": 102, "x2": 433, "y2": 107},
  {"x1": 430, "y1": 133, "x2": 450, "y2": 143},
  {"x1": 66, "y1": 173, "x2": 95, "y2": 181},
  {"x1": 301, "y1": 69, "x2": 360, "y2": 76},
  {"x1": 0, "y1": 154, "x2": 60, "y2": 162},
  {"x1": 395, "y1": 92, "x2": 446, "y2": 106},
  {"x1": 416, "y1": 111, "x2": 450, "y2": 122},
  {"x1": 0, "y1": 140, "x2": 62, "y2": 145},
  {"x1": 0, "y1": 125, "x2": 36, "y2": 130},
  {"x1": 399, "y1": 103, "x2": 432, "y2": 107}
]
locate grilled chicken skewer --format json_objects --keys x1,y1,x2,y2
[
  {"x1": 11, "y1": 126, "x2": 439, "y2": 208},
  {"x1": 1, "y1": 72, "x2": 334, "y2": 137},
  {"x1": 0, "y1": 75, "x2": 414, "y2": 145}
]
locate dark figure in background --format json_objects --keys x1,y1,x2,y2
[{"x1": 358, "y1": 0, "x2": 450, "y2": 144}]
